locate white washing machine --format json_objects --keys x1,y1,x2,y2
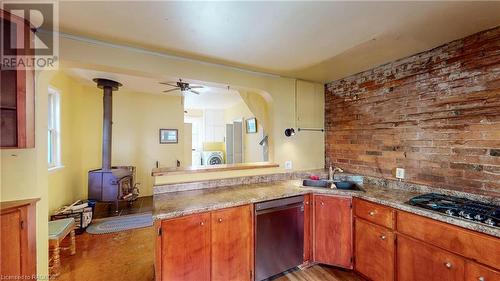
[{"x1": 202, "y1": 151, "x2": 224, "y2": 166}]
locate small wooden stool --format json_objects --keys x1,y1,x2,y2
[{"x1": 49, "y1": 218, "x2": 76, "y2": 277}]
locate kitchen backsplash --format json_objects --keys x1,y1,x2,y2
[{"x1": 325, "y1": 26, "x2": 500, "y2": 196}]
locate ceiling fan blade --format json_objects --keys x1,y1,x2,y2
[
  {"x1": 189, "y1": 90, "x2": 200, "y2": 95},
  {"x1": 159, "y1": 82, "x2": 178, "y2": 87},
  {"x1": 189, "y1": 85, "x2": 204, "y2": 89},
  {"x1": 163, "y1": 88, "x2": 180, "y2": 93}
]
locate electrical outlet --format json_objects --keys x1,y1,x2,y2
[
  {"x1": 284, "y1": 160, "x2": 293, "y2": 170},
  {"x1": 395, "y1": 168, "x2": 405, "y2": 179}
]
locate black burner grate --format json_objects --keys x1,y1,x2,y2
[{"x1": 408, "y1": 193, "x2": 498, "y2": 227}]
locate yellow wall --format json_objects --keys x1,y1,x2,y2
[
  {"x1": 239, "y1": 90, "x2": 270, "y2": 135},
  {"x1": 224, "y1": 101, "x2": 264, "y2": 163},
  {"x1": 1, "y1": 71, "x2": 53, "y2": 277},
  {"x1": 47, "y1": 72, "x2": 87, "y2": 214},
  {"x1": 112, "y1": 89, "x2": 185, "y2": 195}
]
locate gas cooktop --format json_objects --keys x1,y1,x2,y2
[{"x1": 408, "y1": 193, "x2": 499, "y2": 228}]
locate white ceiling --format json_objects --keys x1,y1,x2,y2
[
  {"x1": 68, "y1": 68, "x2": 243, "y2": 110},
  {"x1": 183, "y1": 87, "x2": 243, "y2": 110},
  {"x1": 58, "y1": 1, "x2": 500, "y2": 82}
]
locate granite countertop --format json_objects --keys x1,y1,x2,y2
[{"x1": 153, "y1": 180, "x2": 500, "y2": 238}]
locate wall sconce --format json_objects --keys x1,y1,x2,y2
[{"x1": 284, "y1": 128, "x2": 296, "y2": 137}]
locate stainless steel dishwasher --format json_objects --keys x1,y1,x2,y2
[{"x1": 255, "y1": 195, "x2": 304, "y2": 280}]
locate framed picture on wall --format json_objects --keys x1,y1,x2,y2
[
  {"x1": 159, "y1": 129, "x2": 178, "y2": 144},
  {"x1": 246, "y1": 118, "x2": 257, "y2": 134}
]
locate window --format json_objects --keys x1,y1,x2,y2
[{"x1": 48, "y1": 88, "x2": 61, "y2": 169}]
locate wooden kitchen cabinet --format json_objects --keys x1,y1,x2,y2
[
  {"x1": 355, "y1": 218, "x2": 394, "y2": 281},
  {"x1": 465, "y1": 261, "x2": 500, "y2": 281},
  {"x1": 0, "y1": 199, "x2": 38, "y2": 278},
  {"x1": 313, "y1": 195, "x2": 352, "y2": 268},
  {"x1": 159, "y1": 212, "x2": 211, "y2": 281},
  {"x1": 397, "y1": 211, "x2": 500, "y2": 269},
  {"x1": 157, "y1": 204, "x2": 254, "y2": 281},
  {"x1": 0, "y1": 10, "x2": 35, "y2": 148},
  {"x1": 211, "y1": 205, "x2": 253, "y2": 281},
  {"x1": 397, "y1": 235, "x2": 465, "y2": 281}
]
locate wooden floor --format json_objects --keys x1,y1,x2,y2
[
  {"x1": 58, "y1": 226, "x2": 155, "y2": 281},
  {"x1": 273, "y1": 265, "x2": 366, "y2": 281},
  {"x1": 59, "y1": 225, "x2": 364, "y2": 281}
]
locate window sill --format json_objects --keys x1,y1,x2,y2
[{"x1": 48, "y1": 165, "x2": 64, "y2": 172}]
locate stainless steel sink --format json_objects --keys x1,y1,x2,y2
[{"x1": 302, "y1": 179, "x2": 364, "y2": 191}]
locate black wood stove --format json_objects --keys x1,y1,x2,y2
[{"x1": 88, "y1": 78, "x2": 138, "y2": 212}]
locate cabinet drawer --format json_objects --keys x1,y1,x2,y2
[
  {"x1": 397, "y1": 211, "x2": 500, "y2": 269},
  {"x1": 466, "y1": 261, "x2": 500, "y2": 281},
  {"x1": 354, "y1": 199, "x2": 394, "y2": 229}
]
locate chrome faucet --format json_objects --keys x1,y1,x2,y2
[{"x1": 328, "y1": 166, "x2": 344, "y2": 181}]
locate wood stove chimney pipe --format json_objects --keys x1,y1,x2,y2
[{"x1": 93, "y1": 78, "x2": 122, "y2": 171}]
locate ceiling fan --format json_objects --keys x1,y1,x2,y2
[{"x1": 159, "y1": 79, "x2": 204, "y2": 95}]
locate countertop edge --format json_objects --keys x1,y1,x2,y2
[{"x1": 152, "y1": 185, "x2": 499, "y2": 238}]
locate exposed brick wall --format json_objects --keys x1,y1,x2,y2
[{"x1": 325, "y1": 27, "x2": 500, "y2": 196}]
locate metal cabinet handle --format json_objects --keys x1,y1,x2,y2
[
  {"x1": 380, "y1": 235, "x2": 386, "y2": 240},
  {"x1": 200, "y1": 222, "x2": 204, "y2": 226},
  {"x1": 478, "y1": 277, "x2": 485, "y2": 281},
  {"x1": 218, "y1": 218, "x2": 223, "y2": 223},
  {"x1": 321, "y1": 202, "x2": 325, "y2": 206},
  {"x1": 444, "y1": 262, "x2": 452, "y2": 269},
  {"x1": 305, "y1": 201, "x2": 309, "y2": 205},
  {"x1": 368, "y1": 211, "x2": 376, "y2": 216}
]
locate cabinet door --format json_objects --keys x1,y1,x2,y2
[
  {"x1": 465, "y1": 261, "x2": 500, "y2": 281},
  {"x1": 296, "y1": 80, "x2": 324, "y2": 129},
  {"x1": 0, "y1": 209, "x2": 23, "y2": 276},
  {"x1": 1, "y1": 203, "x2": 35, "y2": 277},
  {"x1": 397, "y1": 235, "x2": 465, "y2": 281},
  {"x1": 160, "y1": 213, "x2": 210, "y2": 281},
  {"x1": 211, "y1": 205, "x2": 253, "y2": 281},
  {"x1": 355, "y1": 218, "x2": 394, "y2": 281},
  {"x1": 303, "y1": 194, "x2": 312, "y2": 263},
  {"x1": 313, "y1": 195, "x2": 352, "y2": 268}
]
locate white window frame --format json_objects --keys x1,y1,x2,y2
[{"x1": 48, "y1": 87, "x2": 62, "y2": 170}]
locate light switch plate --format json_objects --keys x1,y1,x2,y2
[
  {"x1": 284, "y1": 160, "x2": 293, "y2": 170},
  {"x1": 395, "y1": 168, "x2": 405, "y2": 179}
]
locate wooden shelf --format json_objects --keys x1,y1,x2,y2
[
  {"x1": 0, "y1": 10, "x2": 35, "y2": 149},
  {"x1": 152, "y1": 162, "x2": 280, "y2": 176}
]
